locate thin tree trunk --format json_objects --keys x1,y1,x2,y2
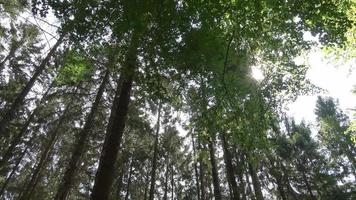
[
  {"x1": 208, "y1": 138, "x2": 222, "y2": 200},
  {"x1": 220, "y1": 133, "x2": 239, "y2": 200},
  {"x1": 198, "y1": 144, "x2": 206, "y2": 200},
  {"x1": 191, "y1": 133, "x2": 201, "y2": 200},
  {"x1": 124, "y1": 160, "x2": 133, "y2": 200},
  {"x1": 91, "y1": 33, "x2": 139, "y2": 200},
  {"x1": 297, "y1": 160, "x2": 316, "y2": 200},
  {"x1": 171, "y1": 164, "x2": 174, "y2": 200},
  {"x1": 248, "y1": 162, "x2": 263, "y2": 200},
  {"x1": 269, "y1": 160, "x2": 287, "y2": 200},
  {"x1": 54, "y1": 70, "x2": 109, "y2": 200},
  {"x1": 245, "y1": 171, "x2": 255, "y2": 200},
  {"x1": 0, "y1": 79, "x2": 55, "y2": 171},
  {"x1": 148, "y1": 102, "x2": 162, "y2": 200},
  {"x1": 19, "y1": 104, "x2": 70, "y2": 200},
  {"x1": 0, "y1": 146, "x2": 28, "y2": 197},
  {"x1": 164, "y1": 157, "x2": 169, "y2": 200},
  {"x1": 143, "y1": 163, "x2": 150, "y2": 200},
  {"x1": 116, "y1": 168, "x2": 125, "y2": 200},
  {"x1": 0, "y1": 35, "x2": 63, "y2": 138},
  {"x1": 280, "y1": 163, "x2": 298, "y2": 200},
  {"x1": 236, "y1": 152, "x2": 246, "y2": 200}
]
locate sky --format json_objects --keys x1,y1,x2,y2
[{"x1": 286, "y1": 49, "x2": 356, "y2": 124}]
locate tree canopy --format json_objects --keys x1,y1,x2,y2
[{"x1": 0, "y1": 0, "x2": 355, "y2": 199}]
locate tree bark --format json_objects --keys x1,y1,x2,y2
[
  {"x1": 248, "y1": 162, "x2": 263, "y2": 200},
  {"x1": 116, "y1": 167, "x2": 125, "y2": 199},
  {"x1": 297, "y1": 160, "x2": 316, "y2": 200},
  {"x1": 124, "y1": 160, "x2": 133, "y2": 200},
  {"x1": 19, "y1": 103, "x2": 70, "y2": 200},
  {"x1": 208, "y1": 138, "x2": 222, "y2": 200},
  {"x1": 54, "y1": 70, "x2": 110, "y2": 200},
  {"x1": 148, "y1": 102, "x2": 162, "y2": 200},
  {"x1": 191, "y1": 133, "x2": 201, "y2": 200},
  {"x1": 0, "y1": 35, "x2": 63, "y2": 138},
  {"x1": 91, "y1": 33, "x2": 139, "y2": 200},
  {"x1": 0, "y1": 145, "x2": 28, "y2": 197},
  {"x1": 220, "y1": 133, "x2": 239, "y2": 200},
  {"x1": 171, "y1": 164, "x2": 174, "y2": 200},
  {"x1": 0, "y1": 79, "x2": 55, "y2": 171},
  {"x1": 163, "y1": 157, "x2": 169, "y2": 200},
  {"x1": 235, "y1": 151, "x2": 246, "y2": 200}
]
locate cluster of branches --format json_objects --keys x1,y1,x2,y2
[{"x1": 0, "y1": 0, "x2": 355, "y2": 200}]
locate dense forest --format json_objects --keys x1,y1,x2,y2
[{"x1": 0, "y1": 0, "x2": 355, "y2": 199}]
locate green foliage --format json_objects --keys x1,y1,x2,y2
[{"x1": 56, "y1": 51, "x2": 93, "y2": 86}]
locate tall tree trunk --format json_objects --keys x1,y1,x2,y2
[
  {"x1": 0, "y1": 79, "x2": 55, "y2": 171},
  {"x1": 220, "y1": 133, "x2": 239, "y2": 200},
  {"x1": 248, "y1": 161, "x2": 263, "y2": 200},
  {"x1": 91, "y1": 33, "x2": 139, "y2": 200},
  {"x1": 0, "y1": 145, "x2": 28, "y2": 197},
  {"x1": 148, "y1": 102, "x2": 162, "y2": 200},
  {"x1": 0, "y1": 36, "x2": 63, "y2": 138},
  {"x1": 297, "y1": 160, "x2": 316, "y2": 200},
  {"x1": 245, "y1": 171, "x2": 255, "y2": 200},
  {"x1": 116, "y1": 167, "x2": 125, "y2": 200},
  {"x1": 280, "y1": 163, "x2": 298, "y2": 200},
  {"x1": 54, "y1": 70, "x2": 110, "y2": 200},
  {"x1": 163, "y1": 157, "x2": 169, "y2": 200},
  {"x1": 269, "y1": 160, "x2": 287, "y2": 200},
  {"x1": 235, "y1": 151, "x2": 246, "y2": 200},
  {"x1": 143, "y1": 163, "x2": 150, "y2": 200},
  {"x1": 191, "y1": 133, "x2": 201, "y2": 200},
  {"x1": 171, "y1": 164, "x2": 174, "y2": 200},
  {"x1": 124, "y1": 160, "x2": 133, "y2": 200},
  {"x1": 208, "y1": 138, "x2": 222, "y2": 200},
  {"x1": 19, "y1": 103, "x2": 70, "y2": 200},
  {"x1": 198, "y1": 144, "x2": 207, "y2": 200}
]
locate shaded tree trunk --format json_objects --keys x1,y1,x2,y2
[
  {"x1": 54, "y1": 70, "x2": 110, "y2": 200},
  {"x1": 297, "y1": 160, "x2": 316, "y2": 200},
  {"x1": 171, "y1": 164, "x2": 174, "y2": 200},
  {"x1": 124, "y1": 160, "x2": 133, "y2": 200},
  {"x1": 235, "y1": 152, "x2": 247, "y2": 200},
  {"x1": 116, "y1": 168, "x2": 125, "y2": 199},
  {"x1": 269, "y1": 160, "x2": 287, "y2": 200},
  {"x1": 245, "y1": 171, "x2": 255, "y2": 200},
  {"x1": 0, "y1": 145, "x2": 28, "y2": 197},
  {"x1": 19, "y1": 104, "x2": 70, "y2": 200},
  {"x1": 0, "y1": 35, "x2": 63, "y2": 138},
  {"x1": 208, "y1": 138, "x2": 222, "y2": 200},
  {"x1": 91, "y1": 33, "x2": 139, "y2": 200},
  {"x1": 163, "y1": 157, "x2": 169, "y2": 200},
  {"x1": 248, "y1": 161, "x2": 263, "y2": 200},
  {"x1": 148, "y1": 102, "x2": 162, "y2": 200},
  {"x1": 191, "y1": 133, "x2": 201, "y2": 200},
  {"x1": 0, "y1": 79, "x2": 55, "y2": 171},
  {"x1": 220, "y1": 133, "x2": 239, "y2": 200},
  {"x1": 198, "y1": 144, "x2": 207, "y2": 200},
  {"x1": 143, "y1": 163, "x2": 150, "y2": 200}
]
